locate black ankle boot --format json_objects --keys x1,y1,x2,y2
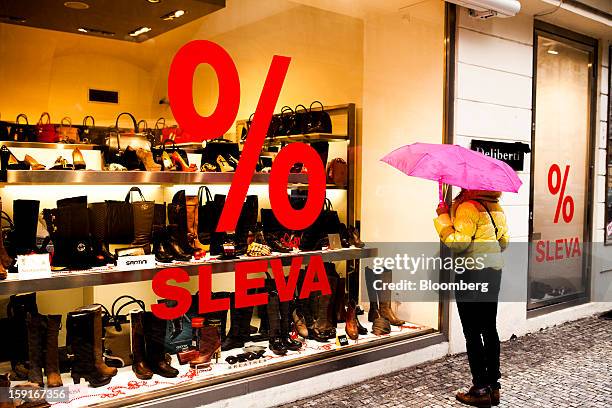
[
  {"x1": 152, "y1": 225, "x2": 174, "y2": 263},
  {"x1": 166, "y1": 224, "x2": 193, "y2": 261}
]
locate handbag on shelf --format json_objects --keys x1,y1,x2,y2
[
  {"x1": 78, "y1": 115, "x2": 104, "y2": 144},
  {"x1": 102, "y1": 186, "x2": 150, "y2": 243},
  {"x1": 163, "y1": 126, "x2": 198, "y2": 145},
  {"x1": 197, "y1": 186, "x2": 219, "y2": 245},
  {"x1": 104, "y1": 112, "x2": 151, "y2": 167},
  {"x1": 57, "y1": 117, "x2": 80, "y2": 144},
  {"x1": 327, "y1": 157, "x2": 348, "y2": 187},
  {"x1": 158, "y1": 294, "x2": 198, "y2": 354},
  {"x1": 276, "y1": 106, "x2": 296, "y2": 136},
  {"x1": 11, "y1": 114, "x2": 36, "y2": 142},
  {"x1": 36, "y1": 112, "x2": 58, "y2": 143},
  {"x1": 151, "y1": 139, "x2": 190, "y2": 170},
  {"x1": 152, "y1": 118, "x2": 165, "y2": 145},
  {"x1": 306, "y1": 101, "x2": 332, "y2": 134},
  {"x1": 292, "y1": 104, "x2": 309, "y2": 135},
  {"x1": 199, "y1": 139, "x2": 240, "y2": 172},
  {"x1": 104, "y1": 296, "x2": 146, "y2": 367}
]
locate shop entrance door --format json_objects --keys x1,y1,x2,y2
[{"x1": 528, "y1": 23, "x2": 597, "y2": 310}]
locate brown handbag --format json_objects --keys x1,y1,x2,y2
[
  {"x1": 326, "y1": 158, "x2": 348, "y2": 187},
  {"x1": 57, "y1": 117, "x2": 80, "y2": 143}
]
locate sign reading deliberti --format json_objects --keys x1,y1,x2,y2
[{"x1": 470, "y1": 140, "x2": 531, "y2": 171}]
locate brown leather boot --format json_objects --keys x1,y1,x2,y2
[
  {"x1": 190, "y1": 326, "x2": 221, "y2": 368},
  {"x1": 456, "y1": 386, "x2": 492, "y2": 407},
  {"x1": 344, "y1": 300, "x2": 359, "y2": 340},
  {"x1": 44, "y1": 315, "x2": 63, "y2": 387},
  {"x1": 292, "y1": 310, "x2": 309, "y2": 339},
  {"x1": 26, "y1": 313, "x2": 44, "y2": 387},
  {"x1": 77, "y1": 305, "x2": 117, "y2": 378},
  {"x1": 378, "y1": 270, "x2": 405, "y2": 326},
  {"x1": 131, "y1": 311, "x2": 153, "y2": 380},
  {"x1": 186, "y1": 195, "x2": 206, "y2": 252},
  {"x1": 0, "y1": 198, "x2": 13, "y2": 275},
  {"x1": 490, "y1": 388, "x2": 500, "y2": 406},
  {"x1": 334, "y1": 278, "x2": 347, "y2": 324}
]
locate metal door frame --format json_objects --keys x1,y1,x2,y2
[{"x1": 527, "y1": 21, "x2": 599, "y2": 314}]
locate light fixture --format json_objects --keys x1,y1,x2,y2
[
  {"x1": 64, "y1": 1, "x2": 90, "y2": 10},
  {"x1": 547, "y1": 49, "x2": 559, "y2": 55},
  {"x1": 161, "y1": 9, "x2": 186, "y2": 21},
  {"x1": 147, "y1": 0, "x2": 161, "y2": 3},
  {"x1": 77, "y1": 27, "x2": 115, "y2": 36},
  {"x1": 129, "y1": 27, "x2": 152, "y2": 37}
]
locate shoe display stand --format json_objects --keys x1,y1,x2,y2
[{"x1": 0, "y1": 103, "x2": 438, "y2": 408}]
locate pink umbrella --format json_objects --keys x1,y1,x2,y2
[{"x1": 381, "y1": 142, "x2": 522, "y2": 203}]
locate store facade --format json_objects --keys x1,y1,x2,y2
[{"x1": 0, "y1": 0, "x2": 610, "y2": 407}]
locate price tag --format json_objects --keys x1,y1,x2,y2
[
  {"x1": 17, "y1": 254, "x2": 52, "y2": 279},
  {"x1": 336, "y1": 334, "x2": 349, "y2": 346},
  {"x1": 116, "y1": 255, "x2": 156, "y2": 271}
]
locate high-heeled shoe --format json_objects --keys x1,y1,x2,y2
[
  {"x1": 72, "y1": 148, "x2": 86, "y2": 170},
  {"x1": 161, "y1": 151, "x2": 176, "y2": 171},
  {"x1": 136, "y1": 148, "x2": 161, "y2": 171},
  {"x1": 171, "y1": 151, "x2": 196, "y2": 172},
  {"x1": 50, "y1": 156, "x2": 74, "y2": 170},
  {"x1": 200, "y1": 163, "x2": 217, "y2": 172},
  {"x1": 23, "y1": 155, "x2": 45, "y2": 170},
  {"x1": 0, "y1": 146, "x2": 30, "y2": 170},
  {"x1": 227, "y1": 154, "x2": 239, "y2": 169},
  {"x1": 216, "y1": 155, "x2": 234, "y2": 172}
]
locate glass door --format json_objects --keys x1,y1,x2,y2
[{"x1": 528, "y1": 24, "x2": 597, "y2": 310}]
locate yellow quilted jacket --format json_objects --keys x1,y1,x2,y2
[{"x1": 433, "y1": 190, "x2": 509, "y2": 270}]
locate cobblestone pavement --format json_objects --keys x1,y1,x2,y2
[{"x1": 279, "y1": 315, "x2": 612, "y2": 408}]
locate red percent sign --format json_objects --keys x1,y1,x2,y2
[
  {"x1": 547, "y1": 164, "x2": 574, "y2": 224},
  {"x1": 168, "y1": 40, "x2": 326, "y2": 231}
]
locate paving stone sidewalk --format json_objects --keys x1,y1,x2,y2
[{"x1": 279, "y1": 315, "x2": 612, "y2": 408}]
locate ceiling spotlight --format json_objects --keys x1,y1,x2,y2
[
  {"x1": 129, "y1": 26, "x2": 152, "y2": 37},
  {"x1": 547, "y1": 49, "x2": 559, "y2": 55},
  {"x1": 147, "y1": 0, "x2": 161, "y2": 3},
  {"x1": 161, "y1": 10, "x2": 186, "y2": 20},
  {"x1": 64, "y1": 1, "x2": 90, "y2": 9},
  {"x1": 77, "y1": 28, "x2": 88, "y2": 32},
  {"x1": 77, "y1": 27, "x2": 115, "y2": 36}
]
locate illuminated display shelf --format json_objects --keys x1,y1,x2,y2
[
  {"x1": 0, "y1": 247, "x2": 377, "y2": 295},
  {"x1": 0, "y1": 170, "x2": 347, "y2": 188}
]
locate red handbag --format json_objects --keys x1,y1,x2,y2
[
  {"x1": 162, "y1": 126, "x2": 198, "y2": 144},
  {"x1": 36, "y1": 112, "x2": 58, "y2": 143}
]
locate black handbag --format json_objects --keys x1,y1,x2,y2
[
  {"x1": 152, "y1": 139, "x2": 189, "y2": 170},
  {"x1": 11, "y1": 114, "x2": 36, "y2": 142},
  {"x1": 199, "y1": 139, "x2": 240, "y2": 172},
  {"x1": 104, "y1": 113, "x2": 151, "y2": 168},
  {"x1": 293, "y1": 104, "x2": 309, "y2": 135},
  {"x1": 197, "y1": 186, "x2": 218, "y2": 245},
  {"x1": 78, "y1": 116, "x2": 105, "y2": 144},
  {"x1": 276, "y1": 106, "x2": 296, "y2": 136},
  {"x1": 306, "y1": 101, "x2": 332, "y2": 134},
  {"x1": 104, "y1": 187, "x2": 149, "y2": 243}
]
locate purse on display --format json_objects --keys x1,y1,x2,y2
[
  {"x1": 36, "y1": 112, "x2": 58, "y2": 143},
  {"x1": 102, "y1": 186, "x2": 150, "y2": 243},
  {"x1": 78, "y1": 115, "x2": 104, "y2": 144},
  {"x1": 306, "y1": 101, "x2": 332, "y2": 134},
  {"x1": 151, "y1": 139, "x2": 190, "y2": 170},
  {"x1": 276, "y1": 106, "x2": 296, "y2": 136},
  {"x1": 158, "y1": 294, "x2": 198, "y2": 354},
  {"x1": 197, "y1": 186, "x2": 219, "y2": 245},
  {"x1": 11, "y1": 114, "x2": 36, "y2": 142},
  {"x1": 57, "y1": 117, "x2": 80, "y2": 144},
  {"x1": 293, "y1": 104, "x2": 309, "y2": 135},
  {"x1": 199, "y1": 139, "x2": 240, "y2": 172},
  {"x1": 327, "y1": 157, "x2": 348, "y2": 187},
  {"x1": 163, "y1": 125, "x2": 198, "y2": 144},
  {"x1": 104, "y1": 112, "x2": 151, "y2": 166},
  {"x1": 103, "y1": 296, "x2": 146, "y2": 367},
  {"x1": 152, "y1": 118, "x2": 166, "y2": 145}
]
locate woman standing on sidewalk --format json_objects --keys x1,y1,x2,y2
[{"x1": 434, "y1": 189, "x2": 509, "y2": 407}]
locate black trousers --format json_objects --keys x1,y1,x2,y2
[{"x1": 455, "y1": 267, "x2": 502, "y2": 389}]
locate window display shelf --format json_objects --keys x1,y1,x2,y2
[
  {"x1": 0, "y1": 141, "x2": 101, "y2": 150},
  {"x1": 0, "y1": 170, "x2": 324, "y2": 186},
  {"x1": 268, "y1": 133, "x2": 348, "y2": 144},
  {"x1": 0, "y1": 247, "x2": 377, "y2": 295}
]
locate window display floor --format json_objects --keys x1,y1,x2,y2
[{"x1": 8, "y1": 321, "x2": 433, "y2": 407}]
